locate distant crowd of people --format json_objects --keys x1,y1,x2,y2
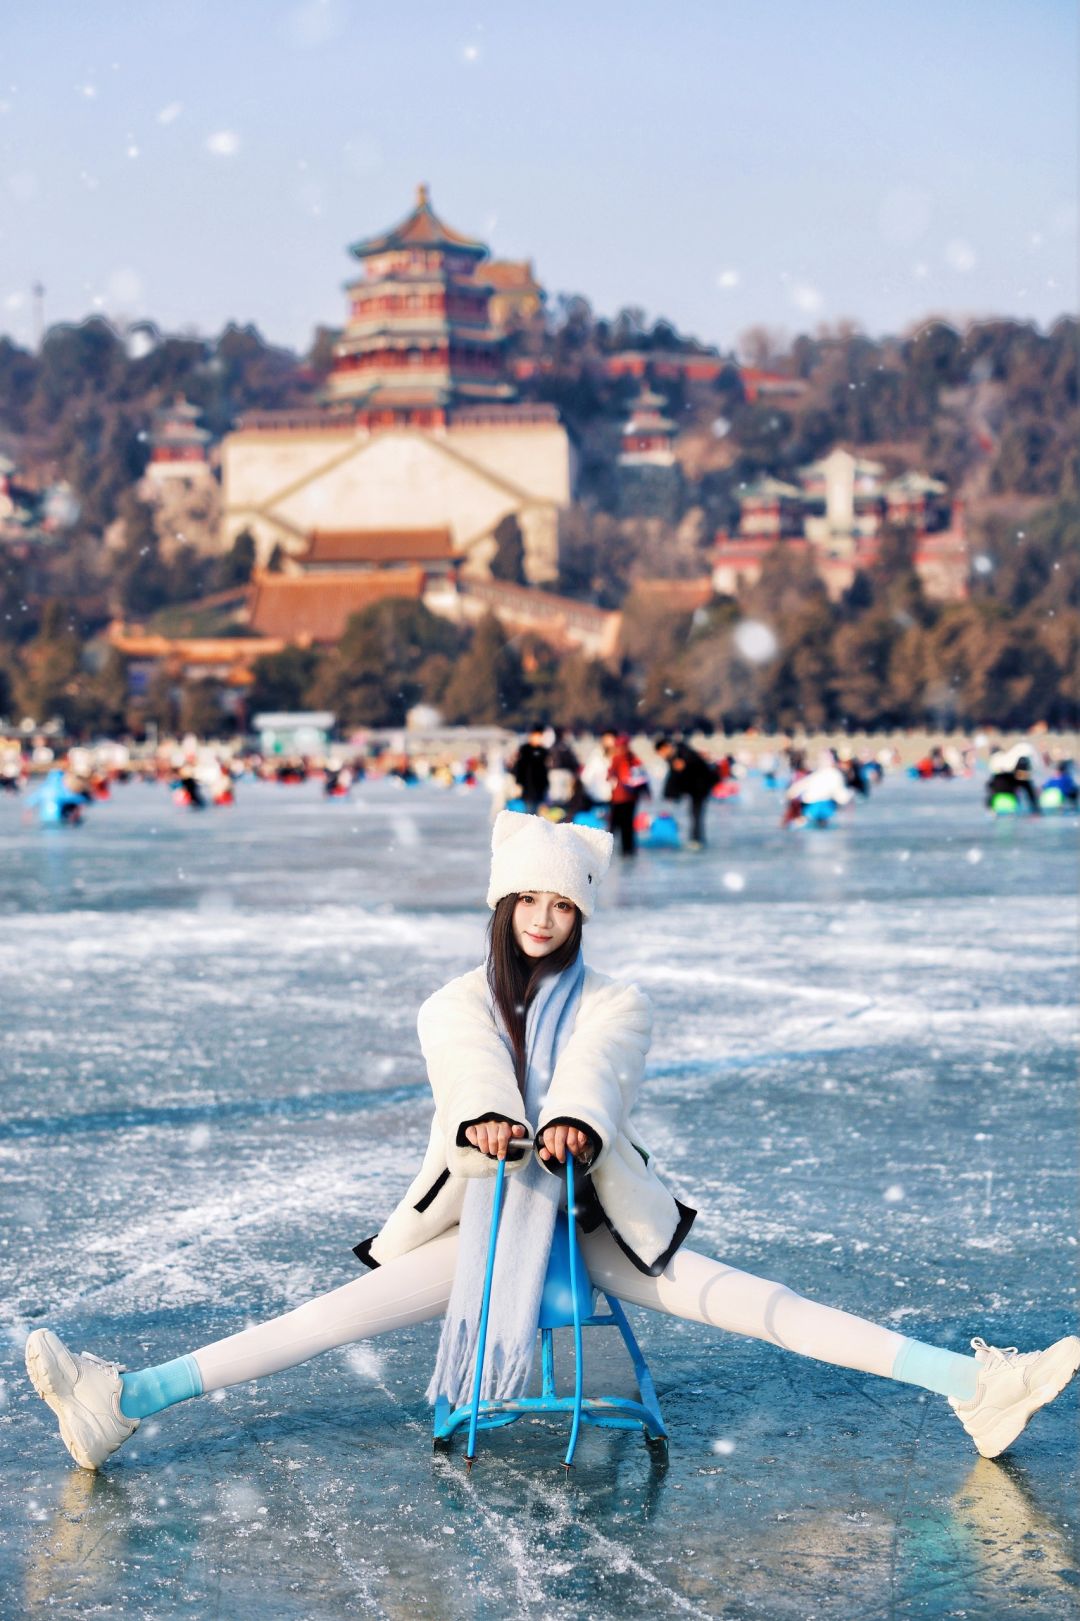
[
  {"x1": 505, "y1": 726, "x2": 735, "y2": 856},
  {"x1": 4, "y1": 728, "x2": 1076, "y2": 837}
]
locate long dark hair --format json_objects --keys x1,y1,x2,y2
[{"x1": 487, "y1": 893, "x2": 583, "y2": 1093}]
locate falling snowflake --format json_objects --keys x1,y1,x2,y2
[
  {"x1": 711, "y1": 1437, "x2": 735, "y2": 1455},
  {"x1": 205, "y1": 130, "x2": 240, "y2": 157},
  {"x1": 127, "y1": 329, "x2": 156, "y2": 360},
  {"x1": 733, "y1": 619, "x2": 778, "y2": 663},
  {"x1": 965, "y1": 848, "x2": 983, "y2": 865},
  {"x1": 716, "y1": 269, "x2": 739, "y2": 290},
  {"x1": 157, "y1": 102, "x2": 183, "y2": 125},
  {"x1": 883, "y1": 1184, "x2": 904, "y2": 1203},
  {"x1": 43, "y1": 487, "x2": 80, "y2": 528},
  {"x1": 789, "y1": 283, "x2": 823, "y2": 315}
]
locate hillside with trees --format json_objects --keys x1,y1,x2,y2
[{"x1": 0, "y1": 304, "x2": 1076, "y2": 736}]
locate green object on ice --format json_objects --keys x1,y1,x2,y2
[
  {"x1": 991, "y1": 792, "x2": 1018, "y2": 815},
  {"x1": 1040, "y1": 786, "x2": 1064, "y2": 811}
]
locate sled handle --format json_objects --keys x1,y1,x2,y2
[
  {"x1": 564, "y1": 1154, "x2": 585, "y2": 1469},
  {"x1": 465, "y1": 1155, "x2": 507, "y2": 1464}
]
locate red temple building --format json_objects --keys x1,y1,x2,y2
[
  {"x1": 619, "y1": 384, "x2": 678, "y2": 464},
  {"x1": 145, "y1": 398, "x2": 212, "y2": 482},
  {"x1": 326, "y1": 184, "x2": 515, "y2": 424},
  {"x1": 222, "y1": 186, "x2": 570, "y2": 586},
  {"x1": 712, "y1": 448, "x2": 969, "y2": 601},
  {"x1": 616, "y1": 383, "x2": 682, "y2": 520},
  {"x1": 603, "y1": 350, "x2": 726, "y2": 384},
  {"x1": 733, "y1": 476, "x2": 804, "y2": 540},
  {"x1": 480, "y1": 259, "x2": 545, "y2": 332}
]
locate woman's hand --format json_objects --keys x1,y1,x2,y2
[
  {"x1": 538, "y1": 1124, "x2": 593, "y2": 1165},
  {"x1": 465, "y1": 1119, "x2": 527, "y2": 1160}
]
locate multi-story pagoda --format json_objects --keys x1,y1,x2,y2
[
  {"x1": 145, "y1": 397, "x2": 212, "y2": 482},
  {"x1": 616, "y1": 383, "x2": 682, "y2": 519},
  {"x1": 618, "y1": 384, "x2": 677, "y2": 466},
  {"x1": 221, "y1": 187, "x2": 570, "y2": 585},
  {"x1": 326, "y1": 184, "x2": 514, "y2": 424}
]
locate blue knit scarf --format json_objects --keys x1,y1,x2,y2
[{"x1": 428, "y1": 951, "x2": 585, "y2": 1408}]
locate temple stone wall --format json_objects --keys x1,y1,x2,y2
[{"x1": 221, "y1": 420, "x2": 569, "y2": 583}]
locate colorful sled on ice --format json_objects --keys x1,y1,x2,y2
[
  {"x1": 635, "y1": 810, "x2": 680, "y2": 849},
  {"x1": 802, "y1": 798, "x2": 838, "y2": 825},
  {"x1": 1039, "y1": 783, "x2": 1077, "y2": 812},
  {"x1": 433, "y1": 1156, "x2": 668, "y2": 1468},
  {"x1": 571, "y1": 807, "x2": 609, "y2": 831}
]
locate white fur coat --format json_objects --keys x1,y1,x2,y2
[{"x1": 359, "y1": 966, "x2": 695, "y2": 1276}]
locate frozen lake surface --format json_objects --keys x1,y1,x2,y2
[{"x1": 1, "y1": 772, "x2": 1077, "y2": 1618}]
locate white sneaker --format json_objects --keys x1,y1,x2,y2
[
  {"x1": 25, "y1": 1328, "x2": 139, "y2": 1470},
  {"x1": 949, "y1": 1334, "x2": 1080, "y2": 1458}
]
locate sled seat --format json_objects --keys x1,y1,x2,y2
[{"x1": 432, "y1": 1156, "x2": 668, "y2": 1467}]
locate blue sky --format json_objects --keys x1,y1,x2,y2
[{"x1": 0, "y1": 0, "x2": 1075, "y2": 355}]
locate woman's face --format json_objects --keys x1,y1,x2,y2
[{"x1": 512, "y1": 892, "x2": 577, "y2": 959}]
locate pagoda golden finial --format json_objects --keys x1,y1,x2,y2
[{"x1": 417, "y1": 182, "x2": 430, "y2": 207}]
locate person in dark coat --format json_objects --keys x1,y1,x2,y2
[
  {"x1": 546, "y1": 727, "x2": 582, "y2": 812},
  {"x1": 510, "y1": 726, "x2": 550, "y2": 815},
  {"x1": 655, "y1": 736, "x2": 719, "y2": 849}
]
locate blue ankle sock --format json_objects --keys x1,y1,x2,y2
[
  {"x1": 119, "y1": 1354, "x2": 203, "y2": 1420},
  {"x1": 892, "y1": 1338, "x2": 979, "y2": 1401}
]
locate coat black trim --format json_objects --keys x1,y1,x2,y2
[
  {"x1": 413, "y1": 1168, "x2": 450, "y2": 1214},
  {"x1": 352, "y1": 1236, "x2": 380, "y2": 1270},
  {"x1": 600, "y1": 1198, "x2": 697, "y2": 1277}
]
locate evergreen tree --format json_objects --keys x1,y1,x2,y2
[
  {"x1": 249, "y1": 645, "x2": 320, "y2": 713},
  {"x1": 216, "y1": 529, "x2": 257, "y2": 590},
  {"x1": 179, "y1": 678, "x2": 223, "y2": 738},
  {"x1": 116, "y1": 493, "x2": 171, "y2": 618},
  {"x1": 490, "y1": 514, "x2": 526, "y2": 584},
  {"x1": 440, "y1": 613, "x2": 525, "y2": 725},
  {"x1": 309, "y1": 599, "x2": 461, "y2": 727},
  {"x1": 14, "y1": 600, "x2": 83, "y2": 727}
]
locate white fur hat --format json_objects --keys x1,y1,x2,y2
[{"x1": 487, "y1": 811, "x2": 613, "y2": 918}]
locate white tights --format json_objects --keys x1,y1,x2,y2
[{"x1": 193, "y1": 1228, "x2": 907, "y2": 1393}]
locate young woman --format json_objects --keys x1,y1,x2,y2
[{"x1": 26, "y1": 812, "x2": 1079, "y2": 1471}]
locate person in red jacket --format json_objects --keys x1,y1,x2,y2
[{"x1": 603, "y1": 731, "x2": 649, "y2": 858}]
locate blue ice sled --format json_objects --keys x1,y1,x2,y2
[
  {"x1": 803, "y1": 798, "x2": 837, "y2": 825},
  {"x1": 432, "y1": 1155, "x2": 668, "y2": 1468},
  {"x1": 571, "y1": 807, "x2": 608, "y2": 830},
  {"x1": 640, "y1": 811, "x2": 680, "y2": 849}
]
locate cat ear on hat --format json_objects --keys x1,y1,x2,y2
[
  {"x1": 491, "y1": 809, "x2": 532, "y2": 852},
  {"x1": 566, "y1": 823, "x2": 614, "y2": 882}
]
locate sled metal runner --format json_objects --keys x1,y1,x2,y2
[{"x1": 433, "y1": 1155, "x2": 668, "y2": 1468}]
